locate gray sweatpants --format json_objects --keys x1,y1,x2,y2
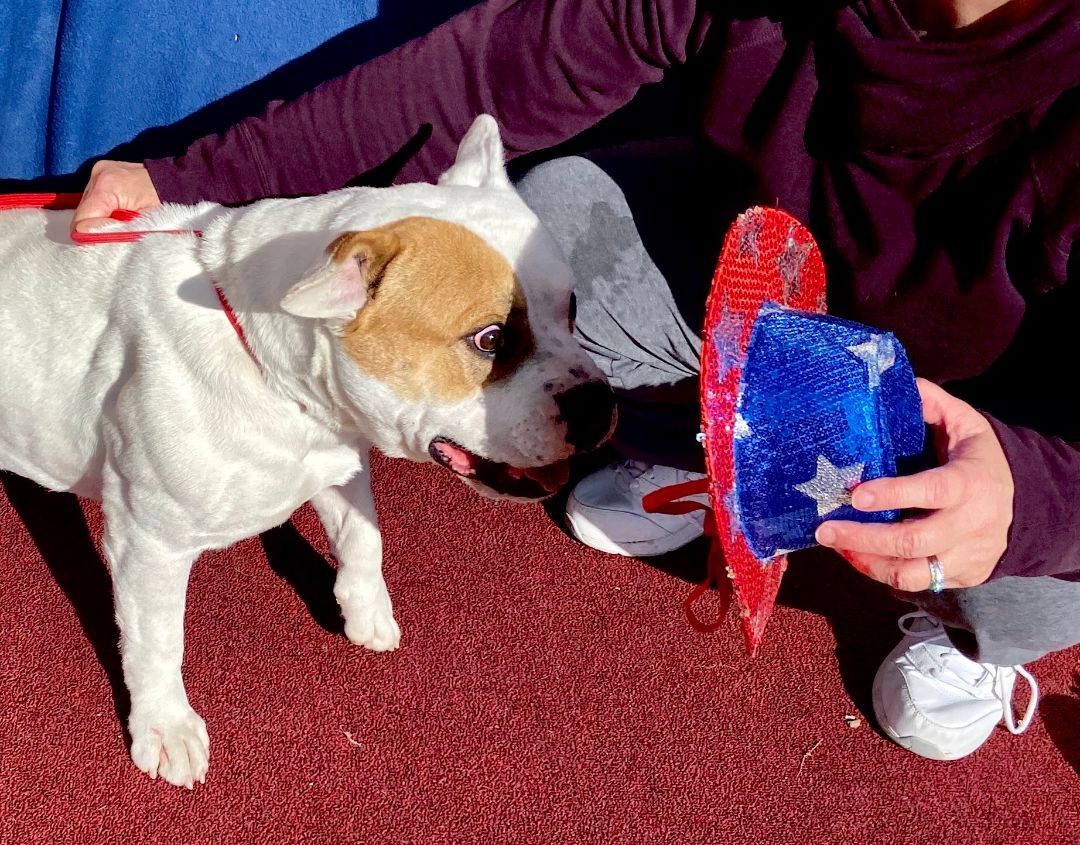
[{"x1": 516, "y1": 150, "x2": 1080, "y2": 667}]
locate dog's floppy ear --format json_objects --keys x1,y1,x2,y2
[
  {"x1": 437, "y1": 114, "x2": 511, "y2": 190},
  {"x1": 281, "y1": 229, "x2": 400, "y2": 320}
]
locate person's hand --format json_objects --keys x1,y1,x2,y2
[
  {"x1": 71, "y1": 161, "x2": 161, "y2": 234},
  {"x1": 815, "y1": 378, "x2": 1013, "y2": 592}
]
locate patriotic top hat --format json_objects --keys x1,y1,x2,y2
[{"x1": 648, "y1": 207, "x2": 924, "y2": 654}]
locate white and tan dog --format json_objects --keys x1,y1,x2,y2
[{"x1": 0, "y1": 116, "x2": 613, "y2": 788}]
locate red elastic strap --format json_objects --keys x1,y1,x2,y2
[
  {"x1": 681, "y1": 527, "x2": 730, "y2": 634},
  {"x1": 642, "y1": 480, "x2": 731, "y2": 633},
  {"x1": 641, "y1": 478, "x2": 710, "y2": 514}
]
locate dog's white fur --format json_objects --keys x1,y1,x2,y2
[{"x1": 0, "y1": 117, "x2": 604, "y2": 787}]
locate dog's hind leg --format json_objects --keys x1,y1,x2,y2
[
  {"x1": 311, "y1": 469, "x2": 401, "y2": 652},
  {"x1": 102, "y1": 509, "x2": 208, "y2": 789}
]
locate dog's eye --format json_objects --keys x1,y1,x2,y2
[{"x1": 471, "y1": 324, "x2": 504, "y2": 355}]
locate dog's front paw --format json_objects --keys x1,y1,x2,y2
[
  {"x1": 129, "y1": 706, "x2": 210, "y2": 789},
  {"x1": 338, "y1": 583, "x2": 401, "y2": 651}
]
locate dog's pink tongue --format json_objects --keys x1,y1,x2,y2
[
  {"x1": 431, "y1": 441, "x2": 476, "y2": 476},
  {"x1": 509, "y1": 460, "x2": 571, "y2": 492}
]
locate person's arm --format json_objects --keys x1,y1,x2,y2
[
  {"x1": 988, "y1": 119, "x2": 1080, "y2": 581},
  {"x1": 145, "y1": 0, "x2": 715, "y2": 205},
  {"x1": 987, "y1": 420, "x2": 1080, "y2": 580}
]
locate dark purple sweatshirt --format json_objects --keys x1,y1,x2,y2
[{"x1": 146, "y1": 0, "x2": 1080, "y2": 581}]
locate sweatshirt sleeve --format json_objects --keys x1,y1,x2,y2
[
  {"x1": 988, "y1": 418, "x2": 1080, "y2": 581},
  {"x1": 145, "y1": 0, "x2": 715, "y2": 205}
]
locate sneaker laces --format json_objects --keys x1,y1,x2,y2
[
  {"x1": 611, "y1": 459, "x2": 655, "y2": 494},
  {"x1": 998, "y1": 664, "x2": 1039, "y2": 735},
  {"x1": 897, "y1": 609, "x2": 945, "y2": 639},
  {"x1": 897, "y1": 610, "x2": 1039, "y2": 735}
]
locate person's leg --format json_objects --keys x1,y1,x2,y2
[
  {"x1": 873, "y1": 575, "x2": 1080, "y2": 760},
  {"x1": 515, "y1": 147, "x2": 711, "y2": 471},
  {"x1": 911, "y1": 574, "x2": 1080, "y2": 666},
  {"x1": 515, "y1": 145, "x2": 722, "y2": 555}
]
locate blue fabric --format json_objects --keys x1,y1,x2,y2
[
  {"x1": 732, "y1": 305, "x2": 924, "y2": 560},
  {"x1": 0, "y1": 1, "x2": 475, "y2": 180}
]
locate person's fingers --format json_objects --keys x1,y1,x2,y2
[
  {"x1": 851, "y1": 463, "x2": 967, "y2": 512},
  {"x1": 916, "y1": 378, "x2": 953, "y2": 427},
  {"x1": 840, "y1": 551, "x2": 945, "y2": 592},
  {"x1": 71, "y1": 161, "x2": 160, "y2": 234},
  {"x1": 816, "y1": 509, "x2": 960, "y2": 560}
]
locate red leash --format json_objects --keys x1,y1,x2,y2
[
  {"x1": 0, "y1": 193, "x2": 203, "y2": 244},
  {"x1": 1, "y1": 192, "x2": 256, "y2": 362}
]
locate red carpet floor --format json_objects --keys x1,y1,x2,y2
[{"x1": 1, "y1": 456, "x2": 1077, "y2": 844}]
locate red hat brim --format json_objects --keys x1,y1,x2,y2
[{"x1": 700, "y1": 207, "x2": 827, "y2": 654}]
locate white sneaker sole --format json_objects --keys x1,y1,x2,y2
[{"x1": 565, "y1": 512, "x2": 705, "y2": 557}]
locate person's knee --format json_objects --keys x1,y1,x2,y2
[{"x1": 515, "y1": 155, "x2": 624, "y2": 211}]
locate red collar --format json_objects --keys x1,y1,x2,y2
[{"x1": 1, "y1": 193, "x2": 258, "y2": 367}]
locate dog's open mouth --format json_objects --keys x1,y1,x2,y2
[{"x1": 428, "y1": 437, "x2": 571, "y2": 500}]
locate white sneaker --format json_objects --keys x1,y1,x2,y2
[
  {"x1": 872, "y1": 610, "x2": 1039, "y2": 760},
  {"x1": 565, "y1": 459, "x2": 708, "y2": 556}
]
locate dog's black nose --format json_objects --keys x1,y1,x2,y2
[{"x1": 555, "y1": 381, "x2": 616, "y2": 452}]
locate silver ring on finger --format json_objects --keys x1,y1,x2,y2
[{"x1": 927, "y1": 554, "x2": 946, "y2": 594}]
